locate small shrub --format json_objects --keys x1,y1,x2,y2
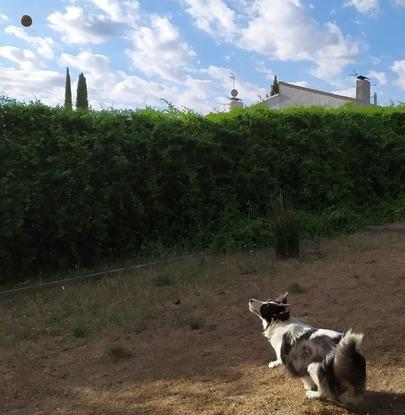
[
  {"x1": 210, "y1": 217, "x2": 274, "y2": 253},
  {"x1": 151, "y1": 274, "x2": 174, "y2": 287},
  {"x1": 108, "y1": 344, "x2": 132, "y2": 360},
  {"x1": 72, "y1": 326, "x2": 87, "y2": 338},
  {"x1": 273, "y1": 193, "x2": 300, "y2": 259},
  {"x1": 121, "y1": 305, "x2": 150, "y2": 333},
  {"x1": 239, "y1": 262, "x2": 257, "y2": 275},
  {"x1": 287, "y1": 283, "x2": 305, "y2": 294},
  {"x1": 179, "y1": 314, "x2": 205, "y2": 330}
]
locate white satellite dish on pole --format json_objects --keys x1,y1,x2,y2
[{"x1": 228, "y1": 73, "x2": 243, "y2": 110}]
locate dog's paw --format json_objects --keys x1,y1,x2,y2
[
  {"x1": 306, "y1": 390, "x2": 320, "y2": 400},
  {"x1": 268, "y1": 360, "x2": 281, "y2": 368},
  {"x1": 302, "y1": 379, "x2": 316, "y2": 391}
]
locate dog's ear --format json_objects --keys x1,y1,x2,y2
[{"x1": 278, "y1": 292, "x2": 289, "y2": 304}]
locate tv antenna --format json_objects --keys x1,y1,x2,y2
[
  {"x1": 230, "y1": 73, "x2": 236, "y2": 89},
  {"x1": 348, "y1": 70, "x2": 369, "y2": 80},
  {"x1": 229, "y1": 73, "x2": 240, "y2": 101}
]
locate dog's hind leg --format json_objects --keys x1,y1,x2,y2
[
  {"x1": 306, "y1": 363, "x2": 323, "y2": 399},
  {"x1": 338, "y1": 389, "x2": 363, "y2": 406}
]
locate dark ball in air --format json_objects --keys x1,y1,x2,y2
[{"x1": 21, "y1": 15, "x2": 32, "y2": 27}]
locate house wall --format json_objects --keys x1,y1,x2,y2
[
  {"x1": 262, "y1": 94, "x2": 280, "y2": 109},
  {"x1": 264, "y1": 83, "x2": 355, "y2": 109}
]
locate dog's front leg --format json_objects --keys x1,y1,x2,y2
[{"x1": 268, "y1": 343, "x2": 282, "y2": 368}]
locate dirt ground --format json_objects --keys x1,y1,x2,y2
[{"x1": 1, "y1": 229, "x2": 405, "y2": 415}]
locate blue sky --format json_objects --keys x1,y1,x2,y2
[{"x1": 0, "y1": 0, "x2": 404, "y2": 113}]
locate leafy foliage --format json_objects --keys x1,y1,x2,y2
[
  {"x1": 64, "y1": 67, "x2": 72, "y2": 111},
  {"x1": 76, "y1": 73, "x2": 88, "y2": 110},
  {"x1": 0, "y1": 102, "x2": 404, "y2": 280},
  {"x1": 271, "y1": 75, "x2": 279, "y2": 96}
]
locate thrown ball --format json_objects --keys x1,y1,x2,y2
[{"x1": 21, "y1": 15, "x2": 32, "y2": 27}]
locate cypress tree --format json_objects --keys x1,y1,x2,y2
[
  {"x1": 76, "y1": 73, "x2": 89, "y2": 110},
  {"x1": 64, "y1": 67, "x2": 72, "y2": 110},
  {"x1": 271, "y1": 75, "x2": 279, "y2": 96}
]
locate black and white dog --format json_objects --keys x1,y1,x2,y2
[{"x1": 249, "y1": 293, "x2": 366, "y2": 405}]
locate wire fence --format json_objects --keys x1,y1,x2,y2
[{"x1": 0, "y1": 252, "x2": 204, "y2": 297}]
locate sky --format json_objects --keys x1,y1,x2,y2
[{"x1": 0, "y1": 0, "x2": 404, "y2": 113}]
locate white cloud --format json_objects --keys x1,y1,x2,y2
[
  {"x1": 235, "y1": 79, "x2": 267, "y2": 103},
  {"x1": 60, "y1": 51, "x2": 110, "y2": 75},
  {"x1": 0, "y1": 46, "x2": 37, "y2": 70},
  {"x1": 176, "y1": 77, "x2": 217, "y2": 113},
  {"x1": 5, "y1": 26, "x2": 55, "y2": 59},
  {"x1": 255, "y1": 61, "x2": 275, "y2": 80},
  {"x1": 201, "y1": 65, "x2": 266, "y2": 105},
  {"x1": 181, "y1": 0, "x2": 238, "y2": 40},
  {"x1": 203, "y1": 65, "x2": 232, "y2": 80},
  {"x1": 289, "y1": 81, "x2": 312, "y2": 88},
  {"x1": 88, "y1": 0, "x2": 139, "y2": 25},
  {"x1": 48, "y1": 1, "x2": 140, "y2": 45},
  {"x1": 110, "y1": 74, "x2": 179, "y2": 107},
  {"x1": 393, "y1": 0, "x2": 405, "y2": 6},
  {"x1": 48, "y1": 6, "x2": 120, "y2": 44},
  {"x1": 344, "y1": 0, "x2": 379, "y2": 14},
  {"x1": 182, "y1": 0, "x2": 359, "y2": 82},
  {"x1": 391, "y1": 60, "x2": 405, "y2": 90},
  {"x1": 126, "y1": 15, "x2": 196, "y2": 82},
  {"x1": 332, "y1": 86, "x2": 356, "y2": 98},
  {"x1": 0, "y1": 68, "x2": 64, "y2": 105},
  {"x1": 88, "y1": 0, "x2": 125, "y2": 21},
  {"x1": 0, "y1": 13, "x2": 9, "y2": 22},
  {"x1": 239, "y1": 1, "x2": 359, "y2": 81},
  {"x1": 367, "y1": 70, "x2": 387, "y2": 85}
]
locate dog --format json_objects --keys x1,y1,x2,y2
[{"x1": 248, "y1": 292, "x2": 366, "y2": 405}]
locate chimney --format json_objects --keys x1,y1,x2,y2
[
  {"x1": 356, "y1": 76, "x2": 370, "y2": 105},
  {"x1": 373, "y1": 92, "x2": 377, "y2": 106}
]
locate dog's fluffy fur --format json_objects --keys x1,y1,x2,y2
[{"x1": 249, "y1": 293, "x2": 366, "y2": 404}]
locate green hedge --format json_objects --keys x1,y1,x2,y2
[{"x1": 1, "y1": 102, "x2": 404, "y2": 279}]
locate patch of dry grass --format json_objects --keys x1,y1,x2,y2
[{"x1": 0, "y1": 247, "x2": 282, "y2": 349}]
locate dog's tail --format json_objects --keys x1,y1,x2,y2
[{"x1": 333, "y1": 329, "x2": 366, "y2": 405}]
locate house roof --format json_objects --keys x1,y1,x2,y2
[{"x1": 277, "y1": 81, "x2": 357, "y2": 102}]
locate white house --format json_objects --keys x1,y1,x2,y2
[{"x1": 255, "y1": 77, "x2": 373, "y2": 109}]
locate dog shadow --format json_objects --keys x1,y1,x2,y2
[{"x1": 337, "y1": 391, "x2": 405, "y2": 415}]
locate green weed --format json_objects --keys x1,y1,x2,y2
[
  {"x1": 178, "y1": 314, "x2": 205, "y2": 330},
  {"x1": 151, "y1": 274, "x2": 175, "y2": 287},
  {"x1": 108, "y1": 345, "x2": 132, "y2": 360},
  {"x1": 287, "y1": 283, "x2": 305, "y2": 294},
  {"x1": 72, "y1": 326, "x2": 88, "y2": 338}
]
